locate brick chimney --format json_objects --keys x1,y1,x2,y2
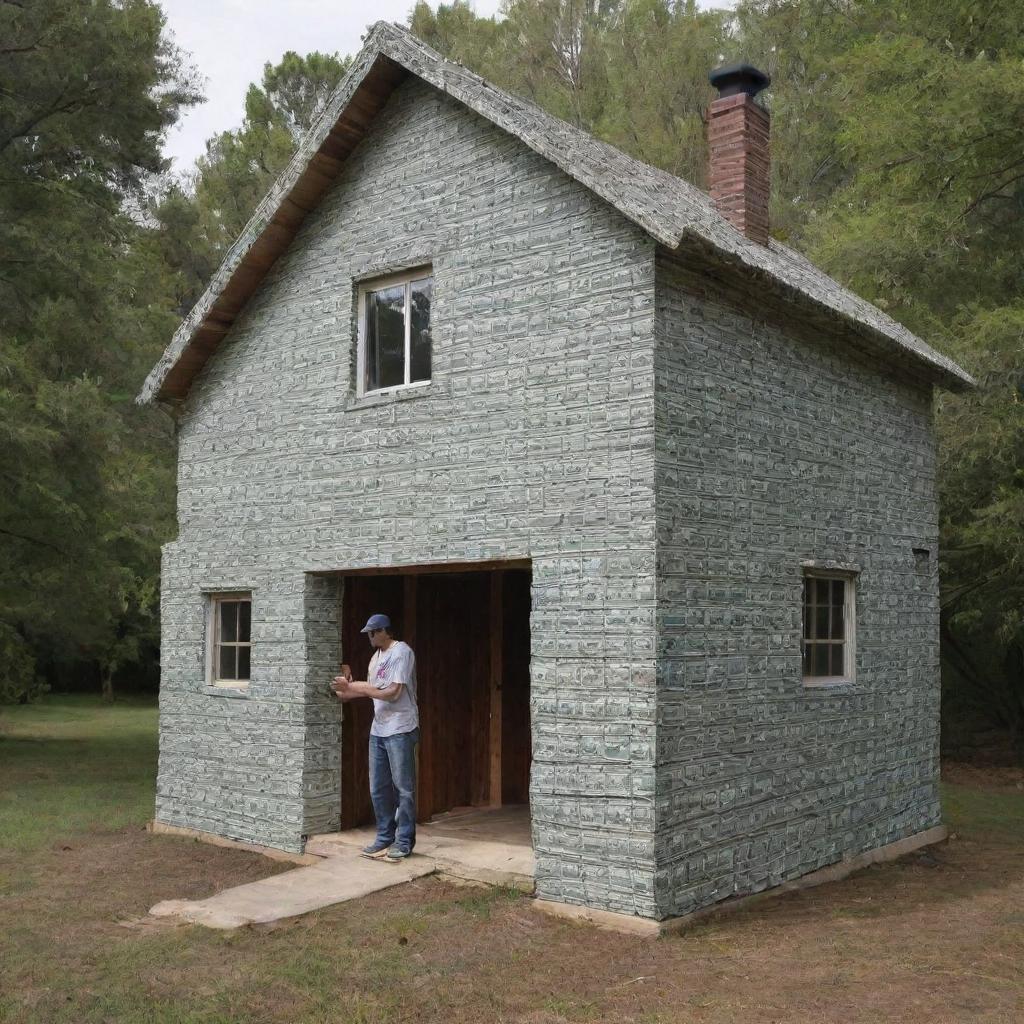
[{"x1": 707, "y1": 63, "x2": 771, "y2": 245}]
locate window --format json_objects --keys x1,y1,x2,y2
[
  {"x1": 802, "y1": 574, "x2": 855, "y2": 683},
  {"x1": 208, "y1": 594, "x2": 251, "y2": 687},
  {"x1": 357, "y1": 267, "x2": 432, "y2": 395}
]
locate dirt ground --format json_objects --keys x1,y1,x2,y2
[
  {"x1": 942, "y1": 761, "x2": 1024, "y2": 794},
  {"x1": 2, "y1": 770, "x2": 1022, "y2": 1023}
]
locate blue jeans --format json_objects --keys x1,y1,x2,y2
[{"x1": 369, "y1": 728, "x2": 418, "y2": 852}]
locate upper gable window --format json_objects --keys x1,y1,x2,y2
[{"x1": 357, "y1": 267, "x2": 432, "y2": 395}]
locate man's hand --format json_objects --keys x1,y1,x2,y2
[{"x1": 331, "y1": 675, "x2": 357, "y2": 701}]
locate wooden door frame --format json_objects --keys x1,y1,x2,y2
[
  {"x1": 327, "y1": 558, "x2": 531, "y2": 578},
  {"x1": 332, "y1": 559, "x2": 531, "y2": 828}
]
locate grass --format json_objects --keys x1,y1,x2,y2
[
  {"x1": 0, "y1": 693, "x2": 158, "y2": 855},
  {"x1": 942, "y1": 781, "x2": 1024, "y2": 841},
  {"x1": 1, "y1": 695, "x2": 1023, "y2": 1024}
]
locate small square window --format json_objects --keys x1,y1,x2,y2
[
  {"x1": 207, "y1": 593, "x2": 252, "y2": 687},
  {"x1": 801, "y1": 573, "x2": 855, "y2": 684},
  {"x1": 357, "y1": 268, "x2": 432, "y2": 395}
]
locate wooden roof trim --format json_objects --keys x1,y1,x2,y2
[
  {"x1": 138, "y1": 23, "x2": 972, "y2": 405},
  {"x1": 139, "y1": 45, "x2": 408, "y2": 404}
]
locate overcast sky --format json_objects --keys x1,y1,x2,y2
[
  {"x1": 160, "y1": 1, "x2": 733, "y2": 173},
  {"x1": 160, "y1": 1, "x2": 505, "y2": 173}
]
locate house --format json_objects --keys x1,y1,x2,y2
[{"x1": 139, "y1": 21, "x2": 973, "y2": 925}]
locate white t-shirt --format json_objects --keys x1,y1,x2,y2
[{"x1": 367, "y1": 641, "x2": 419, "y2": 737}]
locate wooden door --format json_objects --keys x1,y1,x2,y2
[
  {"x1": 339, "y1": 568, "x2": 532, "y2": 828},
  {"x1": 502, "y1": 569, "x2": 532, "y2": 804},
  {"x1": 415, "y1": 571, "x2": 494, "y2": 818},
  {"x1": 339, "y1": 575, "x2": 404, "y2": 829}
]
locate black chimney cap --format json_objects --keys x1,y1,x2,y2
[{"x1": 709, "y1": 63, "x2": 770, "y2": 100}]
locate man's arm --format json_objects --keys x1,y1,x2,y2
[{"x1": 332, "y1": 676, "x2": 405, "y2": 703}]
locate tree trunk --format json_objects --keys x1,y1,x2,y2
[{"x1": 101, "y1": 667, "x2": 114, "y2": 703}]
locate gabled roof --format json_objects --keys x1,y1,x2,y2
[{"x1": 139, "y1": 21, "x2": 973, "y2": 404}]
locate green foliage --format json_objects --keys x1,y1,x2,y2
[
  {"x1": 409, "y1": 0, "x2": 506, "y2": 68},
  {"x1": 146, "y1": 50, "x2": 350, "y2": 318},
  {"x1": 0, "y1": 0, "x2": 199, "y2": 701},
  {"x1": 3, "y1": 0, "x2": 1022, "y2": 744},
  {"x1": 593, "y1": 0, "x2": 728, "y2": 184},
  {"x1": 938, "y1": 305, "x2": 1024, "y2": 750},
  {"x1": 0, "y1": 7, "x2": 352, "y2": 702},
  {"x1": 0, "y1": 16, "x2": 355, "y2": 702},
  {"x1": 802, "y1": 33, "x2": 1024, "y2": 324},
  {"x1": 180, "y1": 51, "x2": 352, "y2": 267},
  {"x1": 262, "y1": 51, "x2": 354, "y2": 141},
  {"x1": 0, "y1": 622, "x2": 42, "y2": 705},
  {"x1": 410, "y1": 1, "x2": 729, "y2": 182},
  {"x1": 733, "y1": 0, "x2": 1024, "y2": 752}
]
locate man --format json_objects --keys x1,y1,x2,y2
[{"x1": 332, "y1": 613, "x2": 419, "y2": 862}]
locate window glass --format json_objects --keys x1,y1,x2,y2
[
  {"x1": 830, "y1": 602, "x2": 844, "y2": 640},
  {"x1": 366, "y1": 284, "x2": 405, "y2": 391},
  {"x1": 830, "y1": 644, "x2": 844, "y2": 675},
  {"x1": 812, "y1": 643, "x2": 830, "y2": 676},
  {"x1": 219, "y1": 644, "x2": 237, "y2": 681},
  {"x1": 410, "y1": 276, "x2": 432, "y2": 383},
  {"x1": 360, "y1": 270, "x2": 433, "y2": 393},
  {"x1": 220, "y1": 601, "x2": 237, "y2": 643},
  {"x1": 813, "y1": 604, "x2": 829, "y2": 640},
  {"x1": 211, "y1": 595, "x2": 252, "y2": 685},
  {"x1": 802, "y1": 575, "x2": 853, "y2": 681}
]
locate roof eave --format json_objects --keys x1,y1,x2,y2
[
  {"x1": 138, "y1": 31, "x2": 409, "y2": 405},
  {"x1": 138, "y1": 20, "x2": 974, "y2": 405},
  {"x1": 668, "y1": 230, "x2": 975, "y2": 393}
]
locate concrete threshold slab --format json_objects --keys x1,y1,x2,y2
[
  {"x1": 308, "y1": 827, "x2": 535, "y2": 892},
  {"x1": 150, "y1": 851, "x2": 435, "y2": 929}
]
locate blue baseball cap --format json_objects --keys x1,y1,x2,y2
[{"x1": 360, "y1": 613, "x2": 391, "y2": 633}]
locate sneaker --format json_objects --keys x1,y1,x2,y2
[
  {"x1": 384, "y1": 846, "x2": 411, "y2": 863},
  {"x1": 361, "y1": 841, "x2": 392, "y2": 859}
]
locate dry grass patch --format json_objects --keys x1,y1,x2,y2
[{"x1": 2, "y1": 697, "x2": 1023, "y2": 1023}]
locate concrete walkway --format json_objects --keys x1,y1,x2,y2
[
  {"x1": 149, "y1": 807, "x2": 534, "y2": 930},
  {"x1": 150, "y1": 850, "x2": 435, "y2": 929}
]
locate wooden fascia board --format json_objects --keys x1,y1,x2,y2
[{"x1": 150, "y1": 55, "x2": 408, "y2": 403}]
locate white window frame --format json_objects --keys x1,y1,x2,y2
[
  {"x1": 356, "y1": 266, "x2": 433, "y2": 398},
  {"x1": 206, "y1": 592, "x2": 252, "y2": 689},
  {"x1": 801, "y1": 570, "x2": 856, "y2": 687}
]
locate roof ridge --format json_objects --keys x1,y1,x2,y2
[{"x1": 138, "y1": 21, "x2": 972, "y2": 403}]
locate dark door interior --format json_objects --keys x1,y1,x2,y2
[{"x1": 339, "y1": 567, "x2": 531, "y2": 828}]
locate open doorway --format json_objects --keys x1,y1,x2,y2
[{"x1": 337, "y1": 562, "x2": 531, "y2": 830}]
